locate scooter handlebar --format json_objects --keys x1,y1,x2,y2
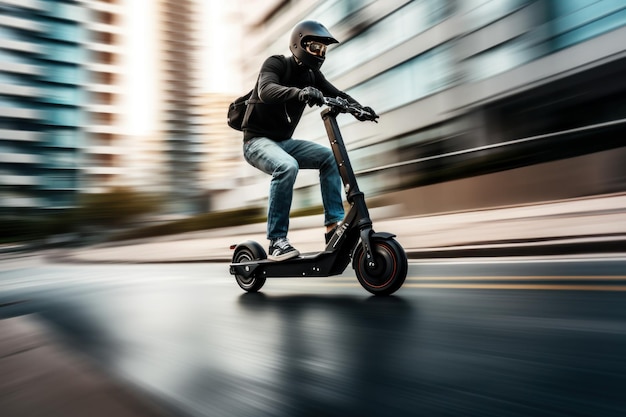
[{"x1": 322, "y1": 97, "x2": 379, "y2": 122}]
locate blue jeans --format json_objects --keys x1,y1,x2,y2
[{"x1": 243, "y1": 137, "x2": 344, "y2": 240}]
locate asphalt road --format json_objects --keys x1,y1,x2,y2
[{"x1": 1, "y1": 257, "x2": 626, "y2": 417}]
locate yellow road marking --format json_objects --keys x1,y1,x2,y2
[
  {"x1": 406, "y1": 275, "x2": 626, "y2": 281},
  {"x1": 402, "y1": 283, "x2": 626, "y2": 291},
  {"x1": 281, "y1": 275, "x2": 626, "y2": 291}
]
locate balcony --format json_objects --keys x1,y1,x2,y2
[
  {"x1": 0, "y1": 14, "x2": 44, "y2": 33},
  {"x1": 0, "y1": 129, "x2": 41, "y2": 142},
  {"x1": 0, "y1": 174, "x2": 39, "y2": 186},
  {"x1": 0, "y1": 83, "x2": 41, "y2": 98},
  {"x1": 0, "y1": 153, "x2": 40, "y2": 164}
]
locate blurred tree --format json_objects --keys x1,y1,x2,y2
[
  {"x1": 1, "y1": 188, "x2": 163, "y2": 243},
  {"x1": 76, "y1": 187, "x2": 162, "y2": 228}
]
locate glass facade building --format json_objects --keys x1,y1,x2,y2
[
  {"x1": 0, "y1": 0, "x2": 85, "y2": 213},
  {"x1": 234, "y1": 0, "x2": 626, "y2": 212}
]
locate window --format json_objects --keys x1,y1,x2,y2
[
  {"x1": 91, "y1": 30, "x2": 115, "y2": 44},
  {"x1": 93, "y1": 50, "x2": 116, "y2": 64},
  {"x1": 464, "y1": 33, "x2": 543, "y2": 81},
  {"x1": 47, "y1": 107, "x2": 81, "y2": 127},
  {"x1": 346, "y1": 44, "x2": 456, "y2": 113},
  {"x1": 45, "y1": 21, "x2": 82, "y2": 42},
  {"x1": 324, "y1": 0, "x2": 452, "y2": 79},
  {"x1": 459, "y1": 0, "x2": 530, "y2": 32},
  {"x1": 48, "y1": 129, "x2": 80, "y2": 148},
  {"x1": 91, "y1": 91, "x2": 114, "y2": 105},
  {"x1": 45, "y1": 42, "x2": 83, "y2": 64},
  {"x1": 95, "y1": 10, "x2": 116, "y2": 25},
  {"x1": 45, "y1": 173, "x2": 76, "y2": 189},
  {"x1": 43, "y1": 65, "x2": 81, "y2": 84},
  {"x1": 308, "y1": 0, "x2": 376, "y2": 28},
  {"x1": 45, "y1": 149, "x2": 77, "y2": 169},
  {"x1": 44, "y1": 85, "x2": 81, "y2": 105},
  {"x1": 90, "y1": 70, "x2": 116, "y2": 84},
  {"x1": 45, "y1": 2, "x2": 85, "y2": 22},
  {"x1": 549, "y1": 0, "x2": 626, "y2": 50}
]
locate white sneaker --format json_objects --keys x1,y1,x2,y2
[{"x1": 268, "y1": 237, "x2": 300, "y2": 261}]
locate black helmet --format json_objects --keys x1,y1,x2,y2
[{"x1": 289, "y1": 20, "x2": 338, "y2": 70}]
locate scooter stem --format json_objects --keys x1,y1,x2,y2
[
  {"x1": 321, "y1": 107, "x2": 376, "y2": 267},
  {"x1": 321, "y1": 107, "x2": 361, "y2": 199}
]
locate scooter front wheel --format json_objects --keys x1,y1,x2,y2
[
  {"x1": 353, "y1": 237, "x2": 407, "y2": 296},
  {"x1": 233, "y1": 245, "x2": 266, "y2": 293}
]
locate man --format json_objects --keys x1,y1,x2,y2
[{"x1": 242, "y1": 20, "x2": 377, "y2": 261}]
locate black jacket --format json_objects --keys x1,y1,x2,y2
[{"x1": 243, "y1": 55, "x2": 356, "y2": 142}]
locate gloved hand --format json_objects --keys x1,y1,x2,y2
[
  {"x1": 354, "y1": 105, "x2": 379, "y2": 122},
  {"x1": 298, "y1": 86, "x2": 324, "y2": 107}
]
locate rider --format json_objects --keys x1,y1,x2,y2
[{"x1": 242, "y1": 20, "x2": 377, "y2": 261}]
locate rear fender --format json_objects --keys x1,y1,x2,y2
[
  {"x1": 229, "y1": 240, "x2": 267, "y2": 278},
  {"x1": 232, "y1": 240, "x2": 266, "y2": 259}
]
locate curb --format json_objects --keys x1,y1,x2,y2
[
  {"x1": 405, "y1": 235, "x2": 626, "y2": 259},
  {"x1": 45, "y1": 235, "x2": 626, "y2": 264}
]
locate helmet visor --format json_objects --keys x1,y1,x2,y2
[{"x1": 304, "y1": 40, "x2": 328, "y2": 57}]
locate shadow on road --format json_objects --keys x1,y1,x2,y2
[{"x1": 235, "y1": 292, "x2": 418, "y2": 417}]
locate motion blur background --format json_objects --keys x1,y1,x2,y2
[{"x1": 2, "y1": 0, "x2": 625, "y2": 244}]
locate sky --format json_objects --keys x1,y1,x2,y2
[
  {"x1": 200, "y1": 0, "x2": 244, "y2": 93},
  {"x1": 124, "y1": 0, "x2": 244, "y2": 135},
  {"x1": 125, "y1": 0, "x2": 155, "y2": 135}
]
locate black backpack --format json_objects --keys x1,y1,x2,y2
[
  {"x1": 227, "y1": 56, "x2": 292, "y2": 131},
  {"x1": 227, "y1": 90, "x2": 255, "y2": 131}
]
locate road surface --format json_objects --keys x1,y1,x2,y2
[{"x1": 1, "y1": 256, "x2": 625, "y2": 416}]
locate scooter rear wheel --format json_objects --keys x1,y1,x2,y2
[
  {"x1": 353, "y1": 237, "x2": 407, "y2": 296},
  {"x1": 233, "y1": 246, "x2": 266, "y2": 293}
]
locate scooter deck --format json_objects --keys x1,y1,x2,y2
[
  {"x1": 230, "y1": 250, "x2": 350, "y2": 278},
  {"x1": 265, "y1": 250, "x2": 331, "y2": 262}
]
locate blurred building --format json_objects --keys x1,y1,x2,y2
[
  {"x1": 222, "y1": 0, "x2": 626, "y2": 214},
  {"x1": 196, "y1": 0, "x2": 246, "y2": 211},
  {"x1": 3, "y1": 0, "x2": 625, "y2": 218},
  {"x1": 0, "y1": 0, "x2": 86, "y2": 213},
  {"x1": 80, "y1": 0, "x2": 127, "y2": 194},
  {"x1": 0, "y1": 0, "x2": 207, "y2": 215},
  {"x1": 200, "y1": 92, "x2": 246, "y2": 210},
  {"x1": 153, "y1": 0, "x2": 205, "y2": 213},
  {"x1": 82, "y1": 0, "x2": 206, "y2": 212},
  {"x1": 0, "y1": 0, "x2": 150, "y2": 214}
]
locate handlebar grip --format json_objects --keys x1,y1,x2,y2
[
  {"x1": 322, "y1": 97, "x2": 378, "y2": 122},
  {"x1": 352, "y1": 106, "x2": 378, "y2": 122}
]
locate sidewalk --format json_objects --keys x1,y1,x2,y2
[
  {"x1": 0, "y1": 314, "x2": 173, "y2": 417},
  {"x1": 52, "y1": 193, "x2": 626, "y2": 263}
]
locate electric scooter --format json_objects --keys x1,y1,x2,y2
[{"x1": 229, "y1": 97, "x2": 408, "y2": 296}]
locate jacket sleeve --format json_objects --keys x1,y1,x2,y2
[{"x1": 257, "y1": 56, "x2": 301, "y2": 104}]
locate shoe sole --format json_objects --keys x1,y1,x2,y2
[{"x1": 268, "y1": 249, "x2": 300, "y2": 262}]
